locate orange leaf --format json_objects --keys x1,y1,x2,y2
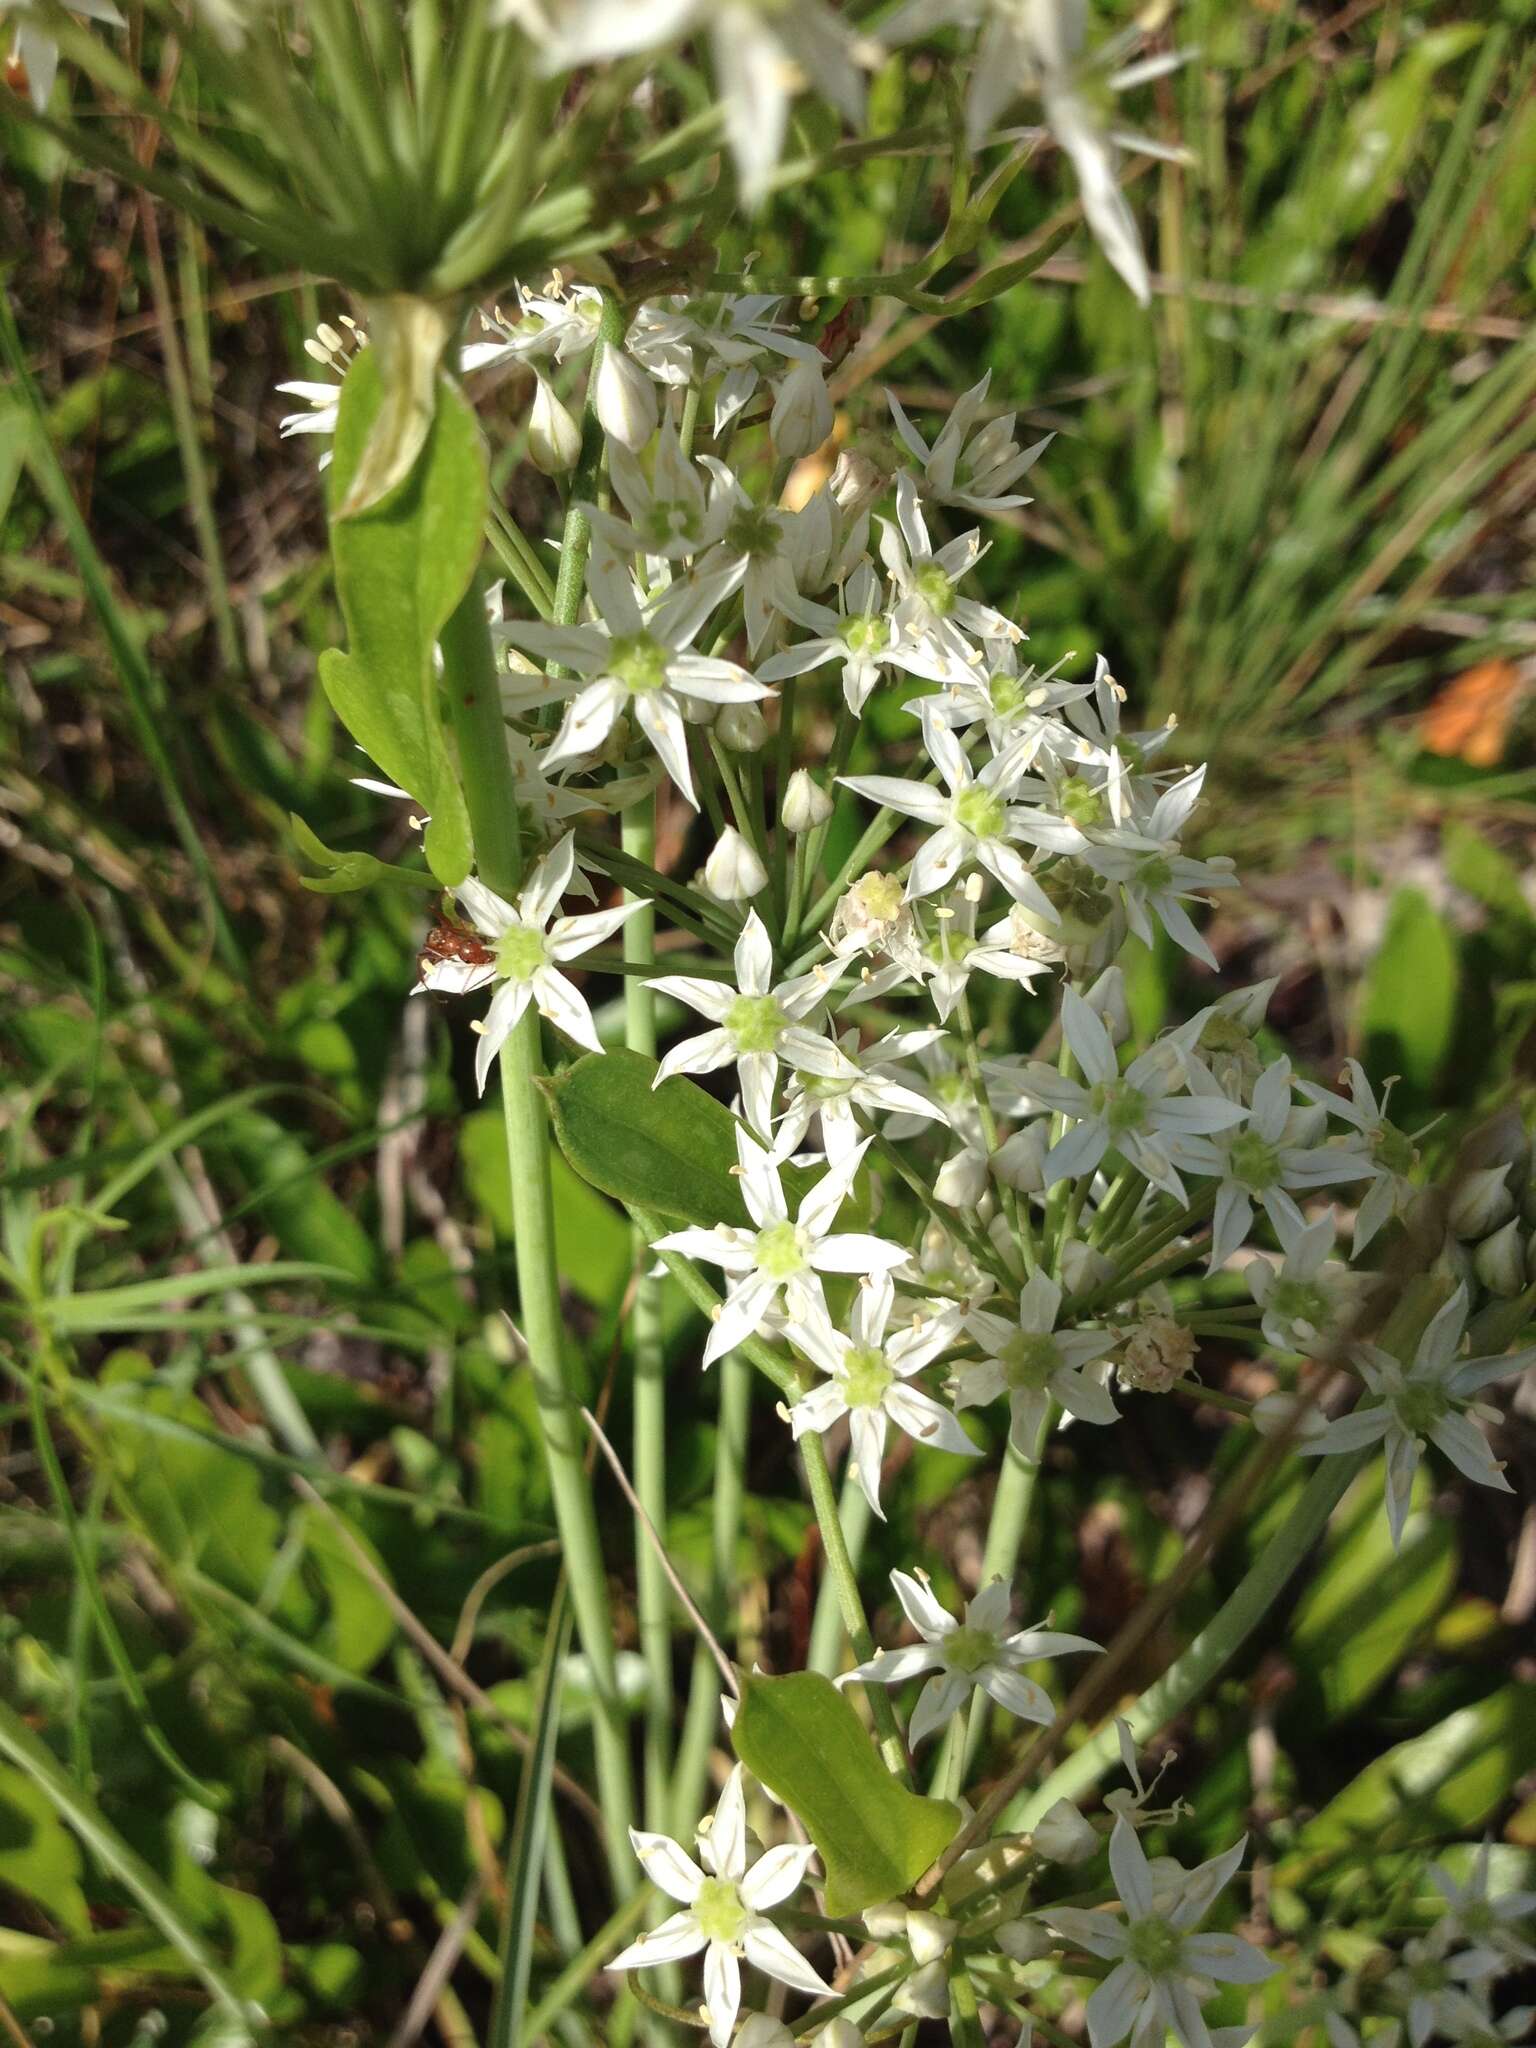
[{"x1": 1419, "y1": 659, "x2": 1523, "y2": 767}]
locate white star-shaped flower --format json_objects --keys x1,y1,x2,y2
[
  {"x1": 416, "y1": 833, "x2": 644, "y2": 1092},
  {"x1": 1038, "y1": 1818, "x2": 1275, "y2": 2048},
  {"x1": 840, "y1": 1568, "x2": 1099, "y2": 1745},
  {"x1": 653, "y1": 1130, "x2": 908, "y2": 1365},
  {"x1": 777, "y1": 1026, "x2": 950, "y2": 1164},
  {"x1": 1298, "y1": 1284, "x2": 1529, "y2": 1548},
  {"x1": 956, "y1": 1268, "x2": 1118, "y2": 1457},
  {"x1": 649, "y1": 909, "x2": 842, "y2": 1138},
  {"x1": 498, "y1": 551, "x2": 771, "y2": 808},
  {"x1": 786, "y1": 1274, "x2": 975, "y2": 1517},
  {"x1": 887, "y1": 373, "x2": 1053, "y2": 515},
  {"x1": 608, "y1": 1765, "x2": 831, "y2": 2048}
]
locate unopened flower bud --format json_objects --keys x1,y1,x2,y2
[
  {"x1": 996, "y1": 1918, "x2": 1054, "y2": 1962},
  {"x1": 1474, "y1": 1217, "x2": 1526, "y2": 1297},
  {"x1": 829, "y1": 448, "x2": 886, "y2": 521},
  {"x1": 527, "y1": 373, "x2": 581, "y2": 474},
  {"x1": 1059, "y1": 1238, "x2": 1114, "y2": 1296},
  {"x1": 1119, "y1": 1314, "x2": 1196, "y2": 1394},
  {"x1": 783, "y1": 768, "x2": 833, "y2": 833},
  {"x1": 592, "y1": 345, "x2": 658, "y2": 451},
  {"x1": 1084, "y1": 965, "x2": 1131, "y2": 1046},
  {"x1": 813, "y1": 2024, "x2": 864, "y2": 2048},
  {"x1": 1252, "y1": 1392, "x2": 1329, "y2": 1442},
  {"x1": 994, "y1": 1121, "x2": 1048, "y2": 1194},
  {"x1": 771, "y1": 357, "x2": 834, "y2": 459},
  {"x1": 717, "y1": 701, "x2": 770, "y2": 752},
  {"x1": 1448, "y1": 1164, "x2": 1515, "y2": 1241},
  {"x1": 935, "y1": 1147, "x2": 988, "y2": 1208},
  {"x1": 1462, "y1": 1106, "x2": 1530, "y2": 1180},
  {"x1": 904, "y1": 1911, "x2": 956, "y2": 1967},
  {"x1": 736, "y1": 2020, "x2": 793, "y2": 2048},
  {"x1": 704, "y1": 827, "x2": 769, "y2": 902},
  {"x1": 861, "y1": 1904, "x2": 907, "y2": 1943},
  {"x1": 892, "y1": 1960, "x2": 948, "y2": 2021},
  {"x1": 1029, "y1": 1797, "x2": 1100, "y2": 1865}
]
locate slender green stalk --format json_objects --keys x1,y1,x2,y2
[
  {"x1": 671, "y1": 1348, "x2": 751, "y2": 1836},
  {"x1": 517, "y1": 1890, "x2": 653, "y2": 2048},
  {"x1": 1003, "y1": 1450, "x2": 1368, "y2": 1831},
  {"x1": 441, "y1": 580, "x2": 636, "y2": 1889},
  {"x1": 806, "y1": 1464, "x2": 874, "y2": 1677}
]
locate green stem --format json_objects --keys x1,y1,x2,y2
[
  {"x1": 1003, "y1": 1450, "x2": 1368, "y2": 1832},
  {"x1": 807, "y1": 1463, "x2": 874, "y2": 1677},
  {"x1": 442, "y1": 578, "x2": 636, "y2": 1890}
]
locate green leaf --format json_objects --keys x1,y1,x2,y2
[
  {"x1": 545, "y1": 1049, "x2": 822, "y2": 1230},
  {"x1": 1359, "y1": 888, "x2": 1459, "y2": 1092},
  {"x1": 0, "y1": 1763, "x2": 90, "y2": 1936},
  {"x1": 1286, "y1": 1463, "x2": 1457, "y2": 1721},
  {"x1": 463, "y1": 1104, "x2": 634, "y2": 1307},
  {"x1": 291, "y1": 815, "x2": 436, "y2": 896},
  {"x1": 1282, "y1": 1684, "x2": 1536, "y2": 1873},
  {"x1": 319, "y1": 348, "x2": 485, "y2": 887},
  {"x1": 729, "y1": 1672, "x2": 960, "y2": 1915}
]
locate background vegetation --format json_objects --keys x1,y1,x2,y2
[{"x1": 2, "y1": 2, "x2": 1535, "y2": 2042}]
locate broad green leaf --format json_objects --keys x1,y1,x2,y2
[
  {"x1": 730, "y1": 1672, "x2": 960, "y2": 1915},
  {"x1": 1359, "y1": 888, "x2": 1459, "y2": 1092},
  {"x1": 223, "y1": 1112, "x2": 380, "y2": 1285},
  {"x1": 319, "y1": 347, "x2": 484, "y2": 886},
  {"x1": 545, "y1": 1049, "x2": 821, "y2": 1229},
  {"x1": 0, "y1": 1763, "x2": 90, "y2": 1935},
  {"x1": 1443, "y1": 822, "x2": 1531, "y2": 926},
  {"x1": 545, "y1": 1049, "x2": 752, "y2": 1228},
  {"x1": 337, "y1": 295, "x2": 455, "y2": 518},
  {"x1": 1283, "y1": 1684, "x2": 1536, "y2": 1871},
  {"x1": 1286, "y1": 1464, "x2": 1457, "y2": 1720}
]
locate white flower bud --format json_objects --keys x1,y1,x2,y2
[
  {"x1": 996, "y1": 1917, "x2": 1054, "y2": 1961},
  {"x1": 1252, "y1": 1392, "x2": 1329, "y2": 1442},
  {"x1": 771, "y1": 357, "x2": 834, "y2": 459},
  {"x1": 704, "y1": 827, "x2": 769, "y2": 902},
  {"x1": 861, "y1": 1904, "x2": 908, "y2": 1942},
  {"x1": 527, "y1": 373, "x2": 581, "y2": 475},
  {"x1": 892, "y1": 1960, "x2": 948, "y2": 2020},
  {"x1": 717, "y1": 701, "x2": 771, "y2": 752},
  {"x1": 783, "y1": 768, "x2": 834, "y2": 833},
  {"x1": 1029, "y1": 1797, "x2": 1100, "y2": 1865},
  {"x1": 935, "y1": 1147, "x2": 989, "y2": 1208},
  {"x1": 736, "y1": 2020, "x2": 794, "y2": 2048},
  {"x1": 592, "y1": 345, "x2": 658, "y2": 452},
  {"x1": 829, "y1": 447, "x2": 886, "y2": 521},
  {"x1": 1474, "y1": 1216, "x2": 1526, "y2": 1297},
  {"x1": 813, "y1": 2025, "x2": 865, "y2": 2048},
  {"x1": 904, "y1": 1910, "x2": 956, "y2": 1967},
  {"x1": 1462, "y1": 1106, "x2": 1530, "y2": 1178},
  {"x1": 1059, "y1": 1238, "x2": 1114, "y2": 1296},
  {"x1": 994, "y1": 1121, "x2": 1048, "y2": 1194},
  {"x1": 1084, "y1": 965, "x2": 1131, "y2": 1045},
  {"x1": 1448, "y1": 1163, "x2": 1515, "y2": 1241},
  {"x1": 1118, "y1": 1314, "x2": 1196, "y2": 1394}
]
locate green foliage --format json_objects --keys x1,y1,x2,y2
[
  {"x1": 318, "y1": 350, "x2": 484, "y2": 886},
  {"x1": 730, "y1": 1672, "x2": 961, "y2": 1914},
  {"x1": 546, "y1": 1047, "x2": 755, "y2": 1227},
  {"x1": 1359, "y1": 888, "x2": 1460, "y2": 1095}
]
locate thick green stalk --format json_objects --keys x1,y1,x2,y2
[
  {"x1": 623, "y1": 792, "x2": 673, "y2": 1836},
  {"x1": 671, "y1": 1348, "x2": 751, "y2": 1837},
  {"x1": 441, "y1": 580, "x2": 636, "y2": 1888}
]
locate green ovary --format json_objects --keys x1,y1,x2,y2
[
  {"x1": 1126, "y1": 1916, "x2": 1185, "y2": 1977},
  {"x1": 914, "y1": 562, "x2": 956, "y2": 615},
  {"x1": 988, "y1": 671, "x2": 1024, "y2": 716},
  {"x1": 726, "y1": 506, "x2": 782, "y2": 559},
  {"x1": 942, "y1": 1625, "x2": 996, "y2": 1676},
  {"x1": 726, "y1": 993, "x2": 787, "y2": 1054},
  {"x1": 1088, "y1": 1079, "x2": 1148, "y2": 1138},
  {"x1": 955, "y1": 785, "x2": 1006, "y2": 841},
  {"x1": 1374, "y1": 1120, "x2": 1416, "y2": 1175},
  {"x1": 692, "y1": 1876, "x2": 747, "y2": 1945},
  {"x1": 999, "y1": 1330, "x2": 1060, "y2": 1392},
  {"x1": 841, "y1": 614, "x2": 891, "y2": 656},
  {"x1": 1137, "y1": 854, "x2": 1174, "y2": 892},
  {"x1": 839, "y1": 1345, "x2": 894, "y2": 1409},
  {"x1": 1200, "y1": 1013, "x2": 1251, "y2": 1056},
  {"x1": 495, "y1": 924, "x2": 549, "y2": 982},
  {"x1": 1057, "y1": 779, "x2": 1106, "y2": 828},
  {"x1": 1268, "y1": 1277, "x2": 1329, "y2": 1331},
  {"x1": 610, "y1": 631, "x2": 670, "y2": 694},
  {"x1": 1395, "y1": 1382, "x2": 1450, "y2": 1437},
  {"x1": 755, "y1": 1220, "x2": 807, "y2": 1281},
  {"x1": 1228, "y1": 1131, "x2": 1282, "y2": 1191}
]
